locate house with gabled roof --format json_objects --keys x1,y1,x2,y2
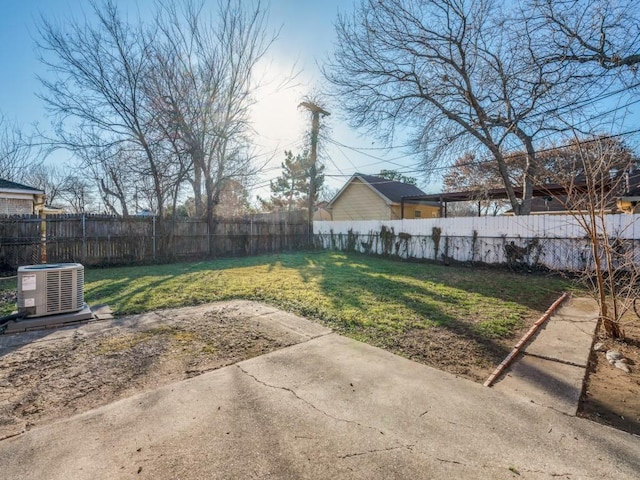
[
  {"x1": 326, "y1": 173, "x2": 440, "y2": 221},
  {"x1": 0, "y1": 179, "x2": 46, "y2": 215}
]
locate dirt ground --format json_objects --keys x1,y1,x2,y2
[
  {"x1": 579, "y1": 316, "x2": 640, "y2": 436},
  {"x1": 0, "y1": 301, "x2": 311, "y2": 441}
]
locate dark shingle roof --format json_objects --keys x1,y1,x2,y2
[
  {"x1": 0, "y1": 178, "x2": 43, "y2": 193},
  {"x1": 356, "y1": 174, "x2": 426, "y2": 203}
]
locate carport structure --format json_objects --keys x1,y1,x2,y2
[
  {"x1": 401, "y1": 183, "x2": 585, "y2": 217},
  {"x1": 402, "y1": 170, "x2": 640, "y2": 217}
]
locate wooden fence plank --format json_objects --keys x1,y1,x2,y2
[{"x1": 0, "y1": 211, "x2": 310, "y2": 272}]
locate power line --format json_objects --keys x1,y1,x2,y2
[
  {"x1": 327, "y1": 137, "x2": 420, "y2": 164},
  {"x1": 523, "y1": 81, "x2": 640, "y2": 122},
  {"x1": 322, "y1": 82, "x2": 640, "y2": 162},
  {"x1": 324, "y1": 127, "x2": 640, "y2": 179},
  {"x1": 433, "y1": 128, "x2": 640, "y2": 174},
  {"x1": 530, "y1": 98, "x2": 640, "y2": 146},
  {"x1": 331, "y1": 140, "x2": 360, "y2": 172}
]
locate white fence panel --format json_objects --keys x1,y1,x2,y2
[
  {"x1": 315, "y1": 214, "x2": 640, "y2": 239},
  {"x1": 314, "y1": 214, "x2": 640, "y2": 270}
]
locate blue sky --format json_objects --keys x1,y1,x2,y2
[
  {"x1": 2, "y1": 1, "x2": 638, "y2": 204},
  {"x1": 0, "y1": 0, "x2": 432, "y2": 200}
]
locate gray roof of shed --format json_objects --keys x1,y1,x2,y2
[{"x1": 0, "y1": 178, "x2": 43, "y2": 193}]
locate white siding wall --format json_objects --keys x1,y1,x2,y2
[{"x1": 0, "y1": 197, "x2": 33, "y2": 215}]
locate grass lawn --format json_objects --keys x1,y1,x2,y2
[{"x1": 0, "y1": 251, "x2": 572, "y2": 381}]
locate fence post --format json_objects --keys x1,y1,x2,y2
[
  {"x1": 40, "y1": 210, "x2": 47, "y2": 264},
  {"x1": 152, "y1": 215, "x2": 156, "y2": 260},
  {"x1": 82, "y1": 212, "x2": 87, "y2": 262}
]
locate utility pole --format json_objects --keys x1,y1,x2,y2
[{"x1": 299, "y1": 101, "x2": 330, "y2": 241}]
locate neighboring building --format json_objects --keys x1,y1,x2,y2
[
  {"x1": 327, "y1": 174, "x2": 440, "y2": 221},
  {"x1": 0, "y1": 179, "x2": 45, "y2": 215},
  {"x1": 414, "y1": 170, "x2": 640, "y2": 217},
  {"x1": 313, "y1": 201, "x2": 332, "y2": 221},
  {"x1": 617, "y1": 194, "x2": 640, "y2": 213},
  {"x1": 616, "y1": 173, "x2": 640, "y2": 213},
  {"x1": 522, "y1": 170, "x2": 640, "y2": 215}
]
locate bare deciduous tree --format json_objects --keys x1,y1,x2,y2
[
  {"x1": 324, "y1": 0, "x2": 638, "y2": 214},
  {"x1": 59, "y1": 174, "x2": 97, "y2": 213},
  {"x1": 530, "y1": 0, "x2": 640, "y2": 71},
  {"x1": 29, "y1": 163, "x2": 67, "y2": 207},
  {"x1": 0, "y1": 114, "x2": 42, "y2": 184},
  {"x1": 36, "y1": 0, "x2": 273, "y2": 249},
  {"x1": 544, "y1": 134, "x2": 640, "y2": 338},
  {"x1": 148, "y1": 0, "x2": 273, "y2": 230},
  {"x1": 324, "y1": 0, "x2": 555, "y2": 214},
  {"x1": 37, "y1": 1, "x2": 177, "y2": 220},
  {"x1": 79, "y1": 144, "x2": 135, "y2": 216}
]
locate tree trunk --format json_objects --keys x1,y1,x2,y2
[
  {"x1": 589, "y1": 216, "x2": 622, "y2": 338},
  {"x1": 490, "y1": 146, "x2": 522, "y2": 214},
  {"x1": 517, "y1": 133, "x2": 538, "y2": 216},
  {"x1": 193, "y1": 163, "x2": 204, "y2": 217}
]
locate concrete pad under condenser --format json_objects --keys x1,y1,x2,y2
[{"x1": 3, "y1": 305, "x2": 93, "y2": 334}]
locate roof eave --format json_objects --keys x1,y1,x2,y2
[
  {"x1": 0, "y1": 188, "x2": 45, "y2": 195},
  {"x1": 327, "y1": 174, "x2": 393, "y2": 207}
]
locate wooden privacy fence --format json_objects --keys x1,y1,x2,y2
[
  {"x1": 314, "y1": 214, "x2": 640, "y2": 271},
  {"x1": 0, "y1": 211, "x2": 310, "y2": 272}
]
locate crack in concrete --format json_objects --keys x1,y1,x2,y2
[
  {"x1": 522, "y1": 351, "x2": 587, "y2": 368},
  {"x1": 555, "y1": 315, "x2": 597, "y2": 324},
  {"x1": 436, "y1": 457, "x2": 574, "y2": 477},
  {"x1": 435, "y1": 457, "x2": 464, "y2": 465},
  {"x1": 520, "y1": 467, "x2": 573, "y2": 477},
  {"x1": 338, "y1": 444, "x2": 414, "y2": 459},
  {"x1": 236, "y1": 364, "x2": 386, "y2": 435},
  {"x1": 528, "y1": 398, "x2": 574, "y2": 417},
  {"x1": 0, "y1": 429, "x2": 25, "y2": 442}
]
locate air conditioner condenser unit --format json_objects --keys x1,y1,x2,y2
[{"x1": 17, "y1": 263, "x2": 85, "y2": 318}]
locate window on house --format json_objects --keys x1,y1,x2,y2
[{"x1": 414, "y1": 210, "x2": 422, "y2": 218}]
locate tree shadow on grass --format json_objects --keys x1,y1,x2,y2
[
  {"x1": 80, "y1": 251, "x2": 565, "y2": 377},
  {"x1": 319, "y1": 251, "x2": 568, "y2": 311},
  {"x1": 299, "y1": 254, "x2": 520, "y2": 380},
  {"x1": 84, "y1": 253, "x2": 314, "y2": 314},
  {"x1": 85, "y1": 275, "x2": 182, "y2": 314}
]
